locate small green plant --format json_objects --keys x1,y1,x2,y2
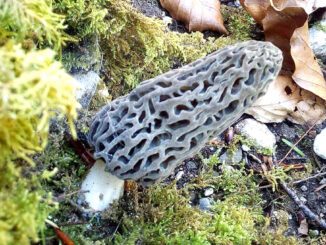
[{"x1": 281, "y1": 138, "x2": 305, "y2": 157}]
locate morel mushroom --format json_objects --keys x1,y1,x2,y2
[
  {"x1": 89, "y1": 40, "x2": 282, "y2": 184},
  {"x1": 81, "y1": 41, "x2": 282, "y2": 210}
]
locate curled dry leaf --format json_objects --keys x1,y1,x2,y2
[
  {"x1": 291, "y1": 22, "x2": 326, "y2": 100},
  {"x1": 289, "y1": 89, "x2": 326, "y2": 125},
  {"x1": 160, "y1": 0, "x2": 228, "y2": 34},
  {"x1": 246, "y1": 76, "x2": 326, "y2": 124},
  {"x1": 241, "y1": 0, "x2": 326, "y2": 123}
]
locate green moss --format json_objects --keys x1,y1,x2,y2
[
  {"x1": 0, "y1": 0, "x2": 68, "y2": 51},
  {"x1": 53, "y1": 0, "x2": 254, "y2": 94},
  {"x1": 315, "y1": 21, "x2": 326, "y2": 32},
  {"x1": 0, "y1": 5, "x2": 78, "y2": 242},
  {"x1": 222, "y1": 5, "x2": 255, "y2": 41},
  {"x1": 112, "y1": 156, "x2": 295, "y2": 244},
  {"x1": 232, "y1": 134, "x2": 274, "y2": 156}
]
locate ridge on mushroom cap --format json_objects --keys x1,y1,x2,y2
[{"x1": 88, "y1": 40, "x2": 283, "y2": 186}]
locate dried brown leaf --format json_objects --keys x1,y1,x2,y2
[
  {"x1": 242, "y1": 0, "x2": 326, "y2": 123},
  {"x1": 241, "y1": 0, "x2": 326, "y2": 99},
  {"x1": 289, "y1": 89, "x2": 326, "y2": 125},
  {"x1": 246, "y1": 76, "x2": 326, "y2": 124},
  {"x1": 291, "y1": 21, "x2": 326, "y2": 100},
  {"x1": 298, "y1": 218, "x2": 308, "y2": 236},
  {"x1": 160, "y1": 0, "x2": 228, "y2": 34}
]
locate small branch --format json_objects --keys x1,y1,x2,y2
[
  {"x1": 314, "y1": 184, "x2": 326, "y2": 192},
  {"x1": 259, "y1": 184, "x2": 273, "y2": 189},
  {"x1": 280, "y1": 181, "x2": 326, "y2": 230},
  {"x1": 292, "y1": 171, "x2": 326, "y2": 185},
  {"x1": 278, "y1": 121, "x2": 318, "y2": 165}
]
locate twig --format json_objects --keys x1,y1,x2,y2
[
  {"x1": 280, "y1": 181, "x2": 326, "y2": 230},
  {"x1": 110, "y1": 218, "x2": 123, "y2": 241},
  {"x1": 247, "y1": 152, "x2": 262, "y2": 164},
  {"x1": 313, "y1": 152, "x2": 323, "y2": 169},
  {"x1": 278, "y1": 121, "x2": 318, "y2": 165},
  {"x1": 45, "y1": 219, "x2": 59, "y2": 229},
  {"x1": 314, "y1": 184, "x2": 326, "y2": 192},
  {"x1": 292, "y1": 171, "x2": 326, "y2": 185},
  {"x1": 259, "y1": 184, "x2": 273, "y2": 189}
]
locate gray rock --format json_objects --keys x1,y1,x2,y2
[
  {"x1": 204, "y1": 188, "x2": 214, "y2": 196},
  {"x1": 314, "y1": 128, "x2": 326, "y2": 159},
  {"x1": 300, "y1": 185, "x2": 308, "y2": 192},
  {"x1": 186, "y1": 161, "x2": 197, "y2": 170},
  {"x1": 199, "y1": 198, "x2": 212, "y2": 211},
  {"x1": 309, "y1": 20, "x2": 326, "y2": 63},
  {"x1": 320, "y1": 178, "x2": 326, "y2": 185},
  {"x1": 74, "y1": 71, "x2": 100, "y2": 109},
  {"x1": 241, "y1": 144, "x2": 251, "y2": 152},
  {"x1": 175, "y1": 171, "x2": 184, "y2": 181},
  {"x1": 235, "y1": 118, "x2": 276, "y2": 152}
]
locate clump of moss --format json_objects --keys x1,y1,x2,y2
[
  {"x1": 0, "y1": 1, "x2": 79, "y2": 243},
  {"x1": 221, "y1": 5, "x2": 255, "y2": 41},
  {"x1": 0, "y1": 0, "x2": 68, "y2": 50},
  {"x1": 53, "y1": 0, "x2": 254, "y2": 93},
  {"x1": 112, "y1": 157, "x2": 295, "y2": 244},
  {"x1": 0, "y1": 42, "x2": 78, "y2": 244}
]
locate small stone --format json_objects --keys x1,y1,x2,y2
[
  {"x1": 300, "y1": 196, "x2": 307, "y2": 204},
  {"x1": 176, "y1": 171, "x2": 184, "y2": 181},
  {"x1": 74, "y1": 71, "x2": 100, "y2": 109},
  {"x1": 314, "y1": 128, "x2": 326, "y2": 159},
  {"x1": 309, "y1": 20, "x2": 326, "y2": 63},
  {"x1": 320, "y1": 178, "x2": 326, "y2": 185},
  {"x1": 309, "y1": 229, "x2": 319, "y2": 238},
  {"x1": 300, "y1": 185, "x2": 308, "y2": 192},
  {"x1": 204, "y1": 188, "x2": 214, "y2": 196},
  {"x1": 186, "y1": 161, "x2": 197, "y2": 170},
  {"x1": 162, "y1": 16, "x2": 172, "y2": 25},
  {"x1": 223, "y1": 165, "x2": 235, "y2": 172},
  {"x1": 241, "y1": 144, "x2": 251, "y2": 152},
  {"x1": 199, "y1": 198, "x2": 211, "y2": 211},
  {"x1": 235, "y1": 118, "x2": 276, "y2": 152}
]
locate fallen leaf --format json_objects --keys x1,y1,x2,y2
[
  {"x1": 298, "y1": 217, "x2": 309, "y2": 236},
  {"x1": 246, "y1": 76, "x2": 326, "y2": 124},
  {"x1": 246, "y1": 76, "x2": 300, "y2": 123},
  {"x1": 160, "y1": 0, "x2": 228, "y2": 34},
  {"x1": 291, "y1": 22, "x2": 326, "y2": 100},
  {"x1": 241, "y1": 0, "x2": 326, "y2": 123},
  {"x1": 289, "y1": 89, "x2": 326, "y2": 125},
  {"x1": 240, "y1": 0, "x2": 326, "y2": 96}
]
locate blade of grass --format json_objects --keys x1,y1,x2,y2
[{"x1": 281, "y1": 138, "x2": 305, "y2": 157}]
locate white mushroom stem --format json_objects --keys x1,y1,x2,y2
[{"x1": 80, "y1": 159, "x2": 125, "y2": 211}]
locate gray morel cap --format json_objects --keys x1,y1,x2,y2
[{"x1": 88, "y1": 40, "x2": 283, "y2": 186}]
